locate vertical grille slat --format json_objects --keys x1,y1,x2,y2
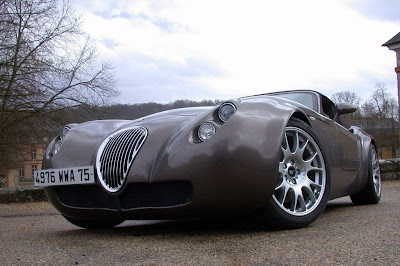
[
  {"x1": 119, "y1": 129, "x2": 141, "y2": 177},
  {"x1": 127, "y1": 132, "x2": 142, "y2": 165},
  {"x1": 111, "y1": 131, "x2": 127, "y2": 187},
  {"x1": 102, "y1": 132, "x2": 122, "y2": 187},
  {"x1": 111, "y1": 130, "x2": 131, "y2": 188},
  {"x1": 115, "y1": 130, "x2": 135, "y2": 186},
  {"x1": 96, "y1": 126, "x2": 148, "y2": 192}
]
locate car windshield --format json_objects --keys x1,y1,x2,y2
[{"x1": 272, "y1": 92, "x2": 318, "y2": 112}]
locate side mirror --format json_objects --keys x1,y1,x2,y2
[{"x1": 336, "y1": 103, "x2": 357, "y2": 115}]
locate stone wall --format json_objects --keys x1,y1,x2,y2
[
  {"x1": 379, "y1": 159, "x2": 400, "y2": 180},
  {"x1": 0, "y1": 187, "x2": 47, "y2": 203}
]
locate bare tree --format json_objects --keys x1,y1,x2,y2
[
  {"x1": 331, "y1": 91, "x2": 361, "y2": 107},
  {"x1": 0, "y1": 0, "x2": 118, "y2": 170},
  {"x1": 361, "y1": 83, "x2": 399, "y2": 157},
  {"x1": 368, "y1": 83, "x2": 398, "y2": 120}
]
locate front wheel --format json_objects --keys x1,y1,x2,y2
[{"x1": 262, "y1": 118, "x2": 330, "y2": 229}]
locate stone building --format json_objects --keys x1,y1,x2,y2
[
  {"x1": 0, "y1": 145, "x2": 46, "y2": 188},
  {"x1": 383, "y1": 32, "x2": 400, "y2": 89},
  {"x1": 383, "y1": 32, "x2": 400, "y2": 119},
  {"x1": 382, "y1": 32, "x2": 400, "y2": 159}
]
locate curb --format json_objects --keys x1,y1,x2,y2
[{"x1": 0, "y1": 187, "x2": 47, "y2": 204}]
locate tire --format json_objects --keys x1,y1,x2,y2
[
  {"x1": 262, "y1": 118, "x2": 331, "y2": 229},
  {"x1": 63, "y1": 215, "x2": 124, "y2": 229},
  {"x1": 350, "y1": 145, "x2": 381, "y2": 205}
]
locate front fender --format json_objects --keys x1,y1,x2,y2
[{"x1": 138, "y1": 97, "x2": 306, "y2": 214}]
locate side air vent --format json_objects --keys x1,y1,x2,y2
[{"x1": 96, "y1": 126, "x2": 148, "y2": 192}]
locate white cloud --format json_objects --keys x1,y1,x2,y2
[
  {"x1": 346, "y1": 0, "x2": 400, "y2": 22},
  {"x1": 74, "y1": 0, "x2": 400, "y2": 103}
]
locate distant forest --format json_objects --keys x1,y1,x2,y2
[{"x1": 68, "y1": 99, "x2": 223, "y2": 123}]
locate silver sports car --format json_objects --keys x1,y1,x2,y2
[{"x1": 35, "y1": 90, "x2": 381, "y2": 229}]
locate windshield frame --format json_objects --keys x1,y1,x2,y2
[{"x1": 268, "y1": 91, "x2": 320, "y2": 113}]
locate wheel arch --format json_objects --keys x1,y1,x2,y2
[
  {"x1": 370, "y1": 138, "x2": 377, "y2": 150},
  {"x1": 349, "y1": 127, "x2": 376, "y2": 195},
  {"x1": 260, "y1": 117, "x2": 331, "y2": 228},
  {"x1": 290, "y1": 111, "x2": 312, "y2": 127}
]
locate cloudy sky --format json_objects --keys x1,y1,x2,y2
[{"x1": 74, "y1": 0, "x2": 400, "y2": 104}]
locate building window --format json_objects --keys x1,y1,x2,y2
[
  {"x1": 19, "y1": 167, "x2": 24, "y2": 177},
  {"x1": 0, "y1": 175, "x2": 6, "y2": 188},
  {"x1": 31, "y1": 149, "x2": 37, "y2": 160},
  {"x1": 32, "y1": 165, "x2": 37, "y2": 178}
]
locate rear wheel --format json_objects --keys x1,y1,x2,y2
[
  {"x1": 63, "y1": 215, "x2": 124, "y2": 229},
  {"x1": 350, "y1": 145, "x2": 381, "y2": 205},
  {"x1": 263, "y1": 118, "x2": 330, "y2": 228}
]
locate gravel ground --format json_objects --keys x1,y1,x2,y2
[{"x1": 1, "y1": 181, "x2": 399, "y2": 265}]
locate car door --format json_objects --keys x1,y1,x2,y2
[
  {"x1": 318, "y1": 96, "x2": 361, "y2": 198},
  {"x1": 336, "y1": 122, "x2": 361, "y2": 171},
  {"x1": 320, "y1": 96, "x2": 361, "y2": 171}
]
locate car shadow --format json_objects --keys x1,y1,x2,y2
[
  {"x1": 53, "y1": 198, "x2": 358, "y2": 238},
  {"x1": 324, "y1": 197, "x2": 355, "y2": 213},
  {"x1": 55, "y1": 218, "x2": 277, "y2": 238}
]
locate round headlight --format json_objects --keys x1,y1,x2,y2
[
  {"x1": 59, "y1": 126, "x2": 70, "y2": 140},
  {"x1": 218, "y1": 103, "x2": 236, "y2": 122},
  {"x1": 198, "y1": 123, "x2": 216, "y2": 142},
  {"x1": 51, "y1": 141, "x2": 62, "y2": 156}
]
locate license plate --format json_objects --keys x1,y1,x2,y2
[{"x1": 34, "y1": 166, "x2": 95, "y2": 187}]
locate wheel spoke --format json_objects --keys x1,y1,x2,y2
[
  {"x1": 281, "y1": 186, "x2": 289, "y2": 204},
  {"x1": 291, "y1": 131, "x2": 299, "y2": 154},
  {"x1": 281, "y1": 133, "x2": 291, "y2": 158},
  {"x1": 305, "y1": 163, "x2": 322, "y2": 174},
  {"x1": 373, "y1": 158, "x2": 378, "y2": 167},
  {"x1": 372, "y1": 152, "x2": 378, "y2": 167},
  {"x1": 303, "y1": 152, "x2": 321, "y2": 173},
  {"x1": 305, "y1": 177, "x2": 322, "y2": 192},
  {"x1": 297, "y1": 189, "x2": 307, "y2": 212},
  {"x1": 309, "y1": 166, "x2": 322, "y2": 172},
  {"x1": 275, "y1": 176, "x2": 284, "y2": 190},
  {"x1": 291, "y1": 189, "x2": 298, "y2": 211},
  {"x1": 279, "y1": 162, "x2": 285, "y2": 173},
  {"x1": 282, "y1": 133, "x2": 289, "y2": 150},
  {"x1": 303, "y1": 186, "x2": 317, "y2": 204},
  {"x1": 305, "y1": 152, "x2": 317, "y2": 164},
  {"x1": 373, "y1": 168, "x2": 379, "y2": 177},
  {"x1": 373, "y1": 176, "x2": 379, "y2": 186},
  {"x1": 299, "y1": 139, "x2": 309, "y2": 157},
  {"x1": 283, "y1": 133, "x2": 289, "y2": 150}
]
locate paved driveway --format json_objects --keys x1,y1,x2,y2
[{"x1": 1, "y1": 181, "x2": 399, "y2": 265}]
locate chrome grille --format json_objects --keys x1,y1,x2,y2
[{"x1": 96, "y1": 126, "x2": 148, "y2": 192}]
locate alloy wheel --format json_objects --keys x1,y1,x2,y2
[
  {"x1": 371, "y1": 148, "x2": 381, "y2": 197},
  {"x1": 272, "y1": 126, "x2": 327, "y2": 216}
]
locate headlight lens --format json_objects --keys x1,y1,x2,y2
[
  {"x1": 51, "y1": 141, "x2": 62, "y2": 156},
  {"x1": 59, "y1": 126, "x2": 70, "y2": 140},
  {"x1": 47, "y1": 125, "x2": 72, "y2": 158},
  {"x1": 218, "y1": 103, "x2": 236, "y2": 122},
  {"x1": 198, "y1": 123, "x2": 216, "y2": 142}
]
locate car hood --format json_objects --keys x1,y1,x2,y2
[
  {"x1": 139, "y1": 106, "x2": 214, "y2": 117},
  {"x1": 45, "y1": 106, "x2": 215, "y2": 169}
]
